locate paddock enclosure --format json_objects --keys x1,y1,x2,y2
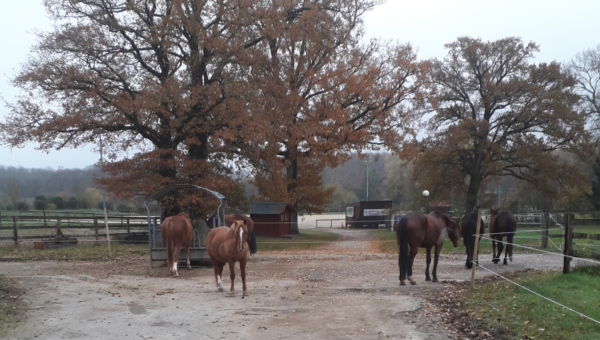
[{"x1": 0, "y1": 212, "x2": 599, "y2": 339}]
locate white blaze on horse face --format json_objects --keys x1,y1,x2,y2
[
  {"x1": 438, "y1": 227, "x2": 448, "y2": 246},
  {"x1": 239, "y1": 227, "x2": 244, "y2": 251}
]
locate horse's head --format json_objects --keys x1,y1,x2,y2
[
  {"x1": 232, "y1": 220, "x2": 248, "y2": 253},
  {"x1": 490, "y1": 208, "x2": 499, "y2": 216},
  {"x1": 444, "y1": 216, "x2": 461, "y2": 247}
]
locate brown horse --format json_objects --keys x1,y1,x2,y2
[
  {"x1": 160, "y1": 212, "x2": 194, "y2": 277},
  {"x1": 459, "y1": 206, "x2": 485, "y2": 269},
  {"x1": 489, "y1": 208, "x2": 517, "y2": 265},
  {"x1": 206, "y1": 220, "x2": 249, "y2": 296},
  {"x1": 225, "y1": 214, "x2": 257, "y2": 255},
  {"x1": 396, "y1": 211, "x2": 461, "y2": 285}
]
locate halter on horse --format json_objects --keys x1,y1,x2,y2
[
  {"x1": 396, "y1": 211, "x2": 461, "y2": 285},
  {"x1": 489, "y1": 208, "x2": 517, "y2": 265},
  {"x1": 206, "y1": 220, "x2": 250, "y2": 296},
  {"x1": 160, "y1": 212, "x2": 194, "y2": 277}
]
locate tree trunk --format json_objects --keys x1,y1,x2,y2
[
  {"x1": 466, "y1": 152, "x2": 485, "y2": 213},
  {"x1": 286, "y1": 149, "x2": 300, "y2": 235}
]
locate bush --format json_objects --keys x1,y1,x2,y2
[
  {"x1": 49, "y1": 196, "x2": 65, "y2": 209},
  {"x1": 16, "y1": 202, "x2": 30, "y2": 211},
  {"x1": 66, "y1": 197, "x2": 78, "y2": 209},
  {"x1": 47, "y1": 203, "x2": 57, "y2": 211},
  {"x1": 34, "y1": 199, "x2": 46, "y2": 210}
]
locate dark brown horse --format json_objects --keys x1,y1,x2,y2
[
  {"x1": 459, "y1": 206, "x2": 485, "y2": 269},
  {"x1": 489, "y1": 208, "x2": 517, "y2": 265},
  {"x1": 225, "y1": 214, "x2": 257, "y2": 255},
  {"x1": 206, "y1": 220, "x2": 249, "y2": 296},
  {"x1": 160, "y1": 212, "x2": 194, "y2": 277},
  {"x1": 396, "y1": 211, "x2": 461, "y2": 285}
]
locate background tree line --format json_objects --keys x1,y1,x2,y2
[{"x1": 0, "y1": 1, "x2": 598, "y2": 220}]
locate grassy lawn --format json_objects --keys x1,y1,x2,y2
[
  {"x1": 0, "y1": 242, "x2": 147, "y2": 261},
  {"x1": 464, "y1": 266, "x2": 600, "y2": 340},
  {"x1": 257, "y1": 229, "x2": 340, "y2": 252}
]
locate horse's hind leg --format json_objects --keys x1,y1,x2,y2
[
  {"x1": 496, "y1": 238, "x2": 504, "y2": 265},
  {"x1": 185, "y1": 241, "x2": 191, "y2": 270},
  {"x1": 172, "y1": 242, "x2": 183, "y2": 277},
  {"x1": 228, "y1": 261, "x2": 236, "y2": 295},
  {"x1": 432, "y1": 245, "x2": 441, "y2": 282},
  {"x1": 408, "y1": 246, "x2": 418, "y2": 285},
  {"x1": 425, "y1": 247, "x2": 432, "y2": 281}
]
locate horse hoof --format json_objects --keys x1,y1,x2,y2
[
  {"x1": 410, "y1": 281, "x2": 417, "y2": 285},
  {"x1": 425, "y1": 277, "x2": 431, "y2": 281},
  {"x1": 218, "y1": 287, "x2": 224, "y2": 292},
  {"x1": 400, "y1": 281, "x2": 406, "y2": 286},
  {"x1": 432, "y1": 278, "x2": 439, "y2": 283},
  {"x1": 243, "y1": 291, "x2": 249, "y2": 297}
]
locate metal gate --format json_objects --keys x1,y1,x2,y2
[{"x1": 143, "y1": 184, "x2": 226, "y2": 267}]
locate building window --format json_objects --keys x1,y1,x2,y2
[
  {"x1": 346, "y1": 207, "x2": 354, "y2": 218},
  {"x1": 281, "y1": 214, "x2": 284, "y2": 221}
]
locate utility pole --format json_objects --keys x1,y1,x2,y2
[
  {"x1": 366, "y1": 155, "x2": 369, "y2": 201},
  {"x1": 99, "y1": 134, "x2": 111, "y2": 256}
]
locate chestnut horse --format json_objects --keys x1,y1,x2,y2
[
  {"x1": 206, "y1": 220, "x2": 249, "y2": 296},
  {"x1": 225, "y1": 214, "x2": 257, "y2": 255},
  {"x1": 396, "y1": 211, "x2": 461, "y2": 285},
  {"x1": 160, "y1": 212, "x2": 194, "y2": 277},
  {"x1": 459, "y1": 206, "x2": 485, "y2": 269},
  {"x1": 489, "y1": 208, "x2": 517, "y2": 265}
]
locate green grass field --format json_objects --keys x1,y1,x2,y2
[
  {"x1": 257, "y1": 229, "x2": 340, "y2": 251},
  {"x1": 464, "y1": 266, "x2": 600, "y2": 340}
]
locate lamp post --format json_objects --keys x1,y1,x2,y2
[{"x1": 422, "y1": 190, "x2": 429, "y2": 214}]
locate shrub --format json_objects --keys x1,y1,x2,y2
[
  {"x1": 66, "y1": 197, "x2": 78, "y2": 209},
  {"x1": 47, "y1": 203, "x2": 57, "y2": 211},
  {"x1": 49, "y1": 196, "x2": 65, "y2": 209},
  {"x1": 16, "y1": 202, "x2": 30, "y2": 211},
  {"x1": 34, "y1": 199, "x2": 46, "y2": 210}
]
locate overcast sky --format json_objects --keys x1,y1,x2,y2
[{"x1": 1, "y1": 0, "x2": 599, "y2": 169}]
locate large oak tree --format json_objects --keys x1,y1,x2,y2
[
  {"x1": 413, "y1": 37, "x2": 592, "y2": 211},
  {"x1": 245, "y1": 4, "x2": 426, "y2": 232},
  {"x1": 1, "y1": 0, "x2": 411, "y2": 218}
]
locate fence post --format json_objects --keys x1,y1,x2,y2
[
  {"x1": 43, "y1": 210, "x2": 47, "y2": 227},
  {"x1": 541, "y1": 212, "x2": 549, "y2": 248},
  {"x1": 470, "y1": 210, "x2": 482, "y2": 290},
  {"x1": 12, "y1": 216, "x2": 18, "y2": 246},
  {"x1": 94, "y1": 217, "x2": 99, "y2": 242},
  {"x1": 127, "y1": 217, "x2": 130, "y2": 235},
  {"x1": 563, "y1": 213, "x2": 573, "y2": 274}
]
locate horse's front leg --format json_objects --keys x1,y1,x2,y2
[
  {"x1": 228, "y1": 261, "x2": 236, "y2": 295},
  {"x1": 425, "y1": 247, "x2": 432, "y2": 281},
  {"x1": 492, "y1": 239, "x2": 498, "y2": 264},
  {"x1": 217, "y1": 262, "x2": 226, "y2": 292},
  {"x1": 465, "y1": 244, "x2": 472, "y2": 269},
  {"x1": 240, "y1": 258, "x2": 248, "y2": 296},
  {"x1": 432, "y1": 245, "x2": 441, "y2": 282}
]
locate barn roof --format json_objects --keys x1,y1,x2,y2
[{"x1": 249, "y1": 202, "x2": 294, "y2": 215}]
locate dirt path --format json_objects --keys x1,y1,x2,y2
[{"x1": 0, "y1": 228, "x2": 580, "y2": 340}]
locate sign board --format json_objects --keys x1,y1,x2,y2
[
  {"x1": 363, "y1": 209, "x2": 388, "y2": 216},
  {"x1": 346, "y1": 207, "x2": 354, "y2": 218}
]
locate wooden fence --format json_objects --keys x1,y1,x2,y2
[{"x1": 0, "y1": 212, "x2": 159, "y2": 245}]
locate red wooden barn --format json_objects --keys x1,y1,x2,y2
[{"x1": 249, "y1": 202, "x2": 294, "y2": 237}]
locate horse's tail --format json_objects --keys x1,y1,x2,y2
[
  {"x1": 508, "y1": 220, "x2": 516, "y2": 262},
  {"x1": 165, "y1": 219, "x2": 173, "y2": 264},
  {"x1": 398, "y1": 216, "x2": 409, "y2": 282},
  {"x1": 249, "y1": 228, "x2": 257, "y2": 254}
]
